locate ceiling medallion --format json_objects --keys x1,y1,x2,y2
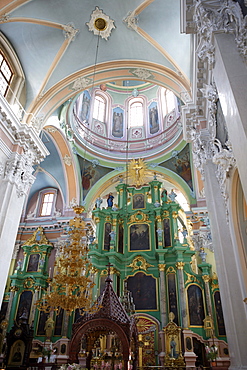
[{"x1": 86, "y1": 7, "x2": 115, "y2": 40}]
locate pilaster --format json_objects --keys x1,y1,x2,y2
[{"x1": 0, "y1": 95, "x2": 49, "y2": 305}]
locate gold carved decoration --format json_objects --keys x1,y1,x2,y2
[
  {"x1": 10, "y1": 286, "x2": 19, "y2": 292},
  {"x1": 101, "y1": 267, "x2": 119, "y2": 276},
  {"x1": 128, "y1": 256, "x2": 154, "y2": 271},
  {"x1": 202, "y1": 275, "x2": 210, "y2": 283},
  {"x1": 91, "y1": 266, "x2": 99, "y2": 275},
  {"x1": 176, "y1": 262, "x2": 185, "y2": 270},
  {"x1": 163, "y1": 312, "x2": 185, "y2": 367},
  {"x1": 128, "y1": 158, "x2": 147, "y2": 187},
  {"x1": 158, "y1": 264, "x2": 166, "y2": 272},
  {"x1": 184, "y1": 271, "x2": 200, "y2": 285},
  {"x1": 166, "y1": 266, "x2": 176, "y2": 274},
  {"x1": 203, "y1": 315, "x2": 214, "y2": 337},
  {"x1": 93, "y1": 216, "x2": 100, "y2": 224},
  {"x1": 172, "y1": 211, "x2": 178, "y2": 219},
  {"x1": 24, "y1": 227, "x2": 51, "y2": 246},
  {"x1": 156, "y1": 215, "x2": 162, "y2": 222},
  {"x1": 211, "y1": 272, "x2": 219, "y2": 290},
  {"x1": 163, "y1": 211, "x2": 169, "y2": 217},
  {"x1": 129, "y1": 211, "x2": 149, "y2": 223},
  {"x1": 24, "y1": 277, "x2": 35, "y2": 289}
]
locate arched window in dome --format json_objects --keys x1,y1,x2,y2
[
  {"x1": 160, "y1": 87, "x2": 177, "y2": 127},
  {"x1": 129, "y1": 97, "x2": 144, "y2": 127},
  {"x1": 93, "y1": 94, "x2": 106, "y2": 122},
  {"x1": 161, "y1": 88, "x2": 176, "y2": 115}
]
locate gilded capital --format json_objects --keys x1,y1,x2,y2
[
  {"x1": 158, "y1": 264, "x2": 166, "y2": 272},
  {"x1": 156, "y1": 215, "x2": 162, "y2": 222},
  {"x1": 202, "y1": 275, "x2": 210, "y2": 283},
  {"x1": 172, "y1": 211, "x2": 178, "y2": 219},
  {"x1": 176, "y1": 262, "x2": 185, "y2": 270}
]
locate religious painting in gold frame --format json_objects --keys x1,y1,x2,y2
[
  {"x1": 8, "y1": 339, "x2": 25, "y2": 366},
  {"x1": 129, "y1": 223, "x2": 150, "y2": 251},
  {"x1": 126, "y1": 271, "x2": 158, "y2": 311},
  {"x1": 133, "y1": 193, "x2": 145, "y2": 210},
  {"x1": 187, "y1": 284, "x2": 205, "y2": 327}
]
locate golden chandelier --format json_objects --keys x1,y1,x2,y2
[{"x1": 36, "y1": 206, "x2": 96, "y2": 315}]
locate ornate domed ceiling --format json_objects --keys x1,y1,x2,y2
[
  {"x1": 0, "y1": 0, "x2": 192, "y2": 123},
  {"x1": 60, "y1": 80, "x2": 184, "y2": 161}
]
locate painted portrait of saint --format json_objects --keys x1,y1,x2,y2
[
  {"x1": 8, "y1": 340, "x2": 24, "y2": 366},
  {"x1": 80, "y1": 90, "x2": 91, "y2": 122},
  {"x1": 27, "y1": 253, "x2": 40, "y2": 272},
  {"x1": 79, "y1": 158, "x2": 113, "y2": 198},
  {"x1": 133, "y1": 193, "x2": 145, "y2": 209},
  {"x1": 112, "y1": 107, "x2": 124, "y2": 138},
  {"x1": 214, "y1": 291, "x2": 226, "y2": 336},
  {"x1": 149, "y1": 102, "x2": 159, "y2": 135},
  {"x1": 187, "y1": 285, "x2": 205, "y2": 326},
  {"x1": 127, "y1": 272, "x2": 157, "y2": 310},
  {"x1": 16, "y1": 291, "x2": 33, "y2": 322},
  {"x1": 160, "y1": 145, "x2": 193, "y2": 190},
  {"x1": 130, "y1": 223, "x2": 150, "y2": 251},
  {"x1": 104, "y1": 222, "x2": 112, "y2": 251}
]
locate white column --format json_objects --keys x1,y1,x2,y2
[
  {"x1": 213, "y1": 33, "x2": 247, "y2": 201},
  {"x1": 0, "y1": 96, "x2": 49, "y2": 305},
  {"x1": 203, "y1": 160, "x2": 247, "y2": 369}
]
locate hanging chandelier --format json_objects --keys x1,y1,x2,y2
[{"x1": 36, "y1": 206, "x2": 96, "y2": 315}]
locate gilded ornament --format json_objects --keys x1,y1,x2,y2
[
  {"x1": 110, "y1": 267, "x2": 119, "y2": 275},
  {"x1": 91, "y1": 266, "x2": 98, "y2": 275},
  {"x1": 166, "y1": 266, "x2": 176, "y2": 274},
  {"x1": 184, "y1": 271, "x2": 200, "y2": 284},
  {"x1": 156, "y1": 215, "x2": 162, "y2": 222},
  {"x1": 163, "y1": 211, "x2": 169, "y2": 217},
  {"x1": 128, "y1": 158, "x2": 147, "y2": 187},
  {"x1": 202, "y1": 275, "x2": 210, "y2": 283},
  {"x1": 24, "y1": 226, "x2": 51, "y2": 246},
  {"x1": 128, "y1": 256, "x2": 154, "y2": 271},
  {"x1": 211, "y1": 282, "x2": 219, "y2": 291},
  {"x1": 24, "y1": 277, "x2": 35, "y2": 289},
  {"x1": 10, "y1": 286, "x2": 19, "y2": 292},
  {"x1": 94, "y1": 217, "x2": 100, "y2": 224},
  {"x1": 176, "y1": 262, "x2": 185, "y2": 270},
  {"x1": 158, "y1": 264, "x2": 166, "y2": 272},
  {"x1": 172, "y1": 211, "x2": 178, "y2": 219},
  {"x1": 129, "y1": 211, "x2": 149, "y2": 223}
]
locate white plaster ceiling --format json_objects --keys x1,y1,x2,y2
[{"x1": 0, "y1": 0, "x2": 193, "y2": 120}]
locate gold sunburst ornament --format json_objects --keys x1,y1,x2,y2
[{"x1": 128, "y1": 158, "x2": 147, "y2": 187}]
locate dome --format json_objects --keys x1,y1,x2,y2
[{"x1": 70, "y1": 80, "x2": 184, "y2": 161}]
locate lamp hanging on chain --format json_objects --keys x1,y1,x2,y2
[{"x1": 36, "y1": 206, "x2": 98, "y2": 315}]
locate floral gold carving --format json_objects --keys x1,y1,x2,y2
[
  {"x1": 128, "y1": 256, "x2": 154, "y2": 271},
  {"x1": 176, "y1": 262, "x2": 185, "y2": 270}
]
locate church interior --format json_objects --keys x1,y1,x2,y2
[{"x1": 0, "y1": 0, "x2": 247, "y2": 369}]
